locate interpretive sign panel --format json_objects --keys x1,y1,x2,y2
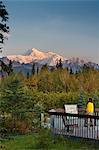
[{"x1": 64, "y1": 105, "x2": 78, "y2": 114}]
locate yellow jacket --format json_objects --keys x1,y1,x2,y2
[{"x1": 86, "y1": 102, "x2": 94, "y2": 113}]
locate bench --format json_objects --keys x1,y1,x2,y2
[{"x1": 62, "y1": 105, "x2": 78, "y2": 132}]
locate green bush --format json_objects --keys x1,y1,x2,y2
[{"x1": 34, "y1": 128, "x2": 53, "y2": 149}]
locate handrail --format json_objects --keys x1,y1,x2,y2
[
  {"x1": 78, "y1": 108, "x2": 99, "y2": 112},
  {"x1": 48, "y1": 111, "x2": 99, "y2": 119}
]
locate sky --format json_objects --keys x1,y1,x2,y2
[{"x1": 2, "y1": 0, "x2": 99, "y2": 64}]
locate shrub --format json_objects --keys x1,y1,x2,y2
[{"x1": 34, "y1": 128, "x2": 53, "y2": 149}]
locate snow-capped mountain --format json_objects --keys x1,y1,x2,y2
[
  {"x1": 7, "y1": 48, "x2": 65, "y2": 66},
  {"x1": 0, "y1": 48, "x2": 99, "y2": 76}
]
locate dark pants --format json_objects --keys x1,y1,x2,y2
[{"x1": 84, "y1": 112, "x2": 94, "y2": 126}]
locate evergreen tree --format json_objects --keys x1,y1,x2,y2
[
  {"x1": 0, "y1": 60, "x2": 13, "y2": 76},
  {"x1": 0, "y1": 1, "x2": 9, "y2": 48},
  {"x1": 93, "y1": 95, "x2": 99, "y2": 110},
  {"x1": 78, "y1": 91, "x2": 85, "y2": 111},
  {"x1": 8, "y1": 60, "x2": 13, "y2": 75},
  {"x1": 0, "y1": 75, "x2": 28, "y2": 113},
  {"x1": 66, "y1": 67, "x2": 68, "y2": 71},
  {"x1": 37, "y1": 66, "x2": 39, "y2": 74},
  {"x1": 27, "y1": 72, "x2": 29, "y2": 79},
  {"x1": 56, "y1": 59, "x2": 63, "y2": 69},
  {"x1": 58, "y1": 58, "x2": 63, "y2": 68},
  {"x1": 32, "y1": 63, "x2": 35, "y2": 75},
  {"x1": 0, "y1": 75, "x2": 32, "y2": 135},
  {"x1": 0, "y1": 60, "x2": 8, "y2": 75},
  {"x1": 82, "y1": 64, "x2": 91, "y2": 72},
  {"x1": 70, "y1": 68, "x2": 73, "y2": 74},
  {"x1": 56, "y1": 61, "x2": 59, "y2": 69}
]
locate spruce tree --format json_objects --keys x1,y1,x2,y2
[
  {"x1": 27, "y1": 72, "x2": 29, "y2": 79},
  {"x1": 32, "y1": 63, "x2": 35, "y2": 75},
  {"x1": 0, "y1": 1, "x2": 9, "y2": 48},
  {"x1": 0, "y1": 76, "x2": 27, "y2": 113},
  {"x1": 58, "y1": 58, "x2": 63, "y2": 68},
  {"x1": 8, "y1": 60, "x2": 13, "y2": 75},
  {"x1": 56, "y1": 59, "x2": 63, "y2": 69},
  {"x1": 56, "y1": 61, "x2": 59, "y2": 69},
  {"x1": 0, "y1": 75, "x2": 32, "y2": 135},
  {"x1": 70, "y1": 68, "x2": 73, "y2": 74},
  {"x1": 37, "y1": 66, "x2": 39, "y2": 74},
  {"x1": 78, "y1": 91, "x2": 85, "y2": 110}
]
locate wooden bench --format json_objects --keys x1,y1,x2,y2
[{"x1": 62, "y1": 105, "x2": 78, "y2": 132}]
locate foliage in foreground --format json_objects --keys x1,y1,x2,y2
[
  {"x1": 0, "y1": 69, "x2": 99, "y2": 136},
  {"x1": 1, "y1": 129, "x2": 99, "y2": 150}
]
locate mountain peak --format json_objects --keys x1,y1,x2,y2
[
  {"x1": 32, "y1": 48, "x2": 40, "y2": 52},
  {"x1": 29, "y1": 48, "x2": 47, "y2": 60},
  {"x1": 7, "y1": 48, "x2": 65, "y2": 65},
  {"x1": 25, "y1": 48, "x2": 40, "y2": 55}
]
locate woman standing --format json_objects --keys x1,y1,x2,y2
[{"x1": 84, "y1": 98, "x2": 94, "y2": 127}]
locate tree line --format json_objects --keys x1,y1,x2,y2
[{"x1": 0, "y1": 66, "x2": 99, "y2": 135}]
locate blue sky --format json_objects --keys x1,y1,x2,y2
[{"x1": 2, "y1": 0, "x2": 99, "y2": 63}]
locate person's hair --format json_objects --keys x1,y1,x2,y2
[
  {"x1": 88, "y1": 98, "x2": 92, "y2": 102},
  {"x1": 86, "y1": 98, "x2": 93, "y2": 104}
]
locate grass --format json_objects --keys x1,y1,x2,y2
[{"x1": 1, "y1": 130, "x2": 99, "y2": 150}]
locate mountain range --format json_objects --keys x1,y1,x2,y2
[
  {"x1": 0, "y1": 48, "x2": 99, "y2": 75},
  {"x1": 7, "y1": 48, "x2": 65, "y2": 66}
]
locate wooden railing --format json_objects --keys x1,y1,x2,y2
[{"x1": 48, "y1": 111, "x2": 99, "y2": 140}]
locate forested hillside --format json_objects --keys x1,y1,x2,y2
[{"x1": 0, "y1": 67, "x2": 99, "y2": 135}]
